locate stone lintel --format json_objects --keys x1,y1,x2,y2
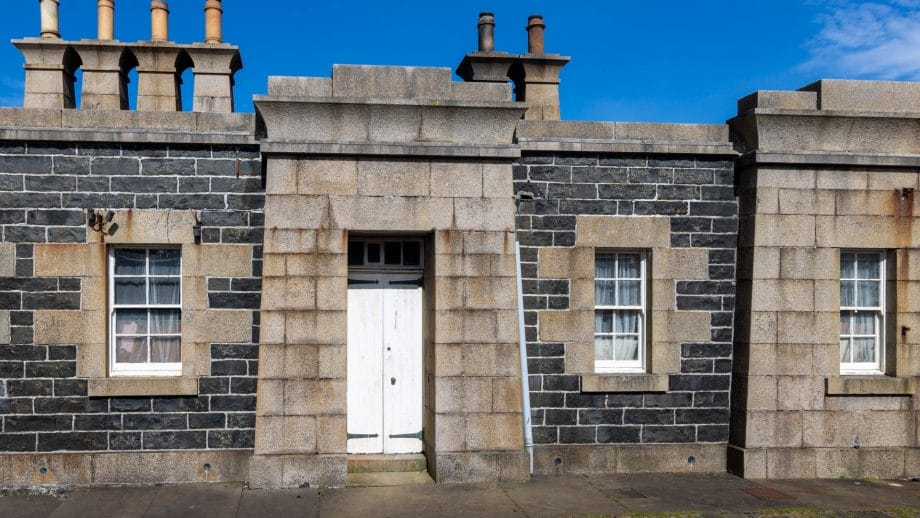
[
  {"x1": 735, "y1": 151, "x2": 920, "y2": 169},
  {"x1": 825, "y1": 376, "x2": 915, "y2": 396},
  {"x1": 259, "y1": 140, "x2": 520, "y2": 159},
  {"x1": 581, "y1": 373, "x2": 669, "y2": 393}
]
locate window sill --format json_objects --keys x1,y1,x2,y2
[
  {"x1": 825, "y1": 376, "x2": 914, "y2": 396},
  {"x1": 581, "y1": 373, "x2": 668, "y2": 393},
  {"x1": 88, "y1": 376, "x2": 199, "y2": 397}
]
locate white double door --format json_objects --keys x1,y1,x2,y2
[{"x1": 346, "y1": 272, "x2": 424, "y2": 455}]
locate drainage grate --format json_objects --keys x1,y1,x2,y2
[{"x1": 743, "y1": 487, "x2": 794, "y2": 500}]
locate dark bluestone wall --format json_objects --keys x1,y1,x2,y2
[
  {"x1": 0, "y1": 141, "x2": 264, "y2": 452},
  {"x1": 514, "y1": 153, "x2": 738, "y2": 447}
]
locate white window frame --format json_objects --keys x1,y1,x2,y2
[
  {"x1": 594, "y1": 250, "x2": 647, "y2": 374},
  {"x1": 839, "y1": 250, "x2": 885, "y2": 375},
  {"x1": 108, "y1": 246, "x2": 182, "y2": 377}
]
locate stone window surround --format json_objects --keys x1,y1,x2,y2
[
  {"x1": 824, "y1": 248, "x2": 914, "y2": 397},
  {"x1": 537, "y1": 215, "x2": 712, "y2": 393},
  {"x1": 32, "y1": 209, "x2": 253, "y2": 397}
]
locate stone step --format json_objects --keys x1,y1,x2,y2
[
  {"x1": 347, "y1": 454, "x2": 427, "y2": 473},
  {"x1": 346, "y1": 471, "x2": 434, "y2": 487}
]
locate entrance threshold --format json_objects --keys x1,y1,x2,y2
[{"x1": 346, "y1": 453, "x2": 434, "y2": 487}]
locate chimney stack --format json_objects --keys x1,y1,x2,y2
[
  {"x1": 477, "y1": 12, "x2": 495, "y2": 52},
  {"x1": 205, "y1": 0, "x2": 223, "y2": 44},
  {"x1": 39, "y1": 0, "x2": 61, "y2": 39},
  {"x1": 98, "y1": 0, "x2": 115, "y2": 41},
  {"x1": 526, "y1": 15, "x2": 545, "y2": 54},
  {"x1": 151, "y1": 0, "x2": 169, "y2": 41}
]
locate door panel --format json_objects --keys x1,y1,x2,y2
[
  {"x1": 346, "y1": 272, "x2": 424, "y2": 455},
  {"x1": 382, "y1": 274, "x2": 424, "y2": 454},
  {"x1": 346, "y1": 273, "x2": 384, "y2": 454}
]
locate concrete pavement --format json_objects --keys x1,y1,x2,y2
[{"x1": 3, "y1": 473, "x2": 920, "y2": 517}]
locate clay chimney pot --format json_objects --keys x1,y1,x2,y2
[
  {"x1": 477, "y1": 12, "x2": 495, "y2": 52},
  {"x1": 151, "y1": 0, "x2": 170, "y2": 41},
  {"x1": 98, "y1": 0, "x2": 115, "y2": 41},
  {"x1": 205, "y1": 0, "x2": 223, "y2": 44},
  {"x1": 526, "y1": 14, "x2": 545, "y2": 54},
  {"x1": 39, "y1": 0, "x2": 61, "y2": 39}
]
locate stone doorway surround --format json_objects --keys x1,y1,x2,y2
[{"x1": 248, "y1": 65, "x2": 529, "y2": 488}]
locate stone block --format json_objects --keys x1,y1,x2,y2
[
  {"x1": 434, "y1": 344, "x2": 463, "y2": 377},
  {"x1": 254, "y1": 416, "x2": 317, "y2": 455},
  {"x1": 33, "y1": 310, "x2": 98, "y2": 345},
  {"x1": 815, "y1": 215, "x2": 905, "y2": 248},
  {"x1": 816, "y1": 169, "x2": 868, "y2": 190},
  {"x1": 651, "y1": 248, "x2": 709, "y2": 281},
  {"x1": 859, "y1": 448, "x2": 906, "y2": 479},
  {"x1": 858, "y1": 411, "x2": 914, "y2": 447},
  {"x1": 804, "y1": 79, "x2": 920, "y2": 113},
  {"x1": 435, "y1": 413, "x2": 466, "y2": 452},
  {"x1": 748, "y1": 343, "x2": 815, "y2": 376},
  {"x1": 103, "y1": 210, "x2": 197, "y2": 245},
  {"x1": 435, "y1": 377, "x2": 492, "y2": 413},
  {"x1": 256, "y1": 379, "x2": 284, "y2": 416},
  {"x1": 35, "y1": 243, "x2": 105, "y2": 277},
  {"x1": 581, "y1": 374, "x2": 668, "y2": 393},
  {"x1": 747, "y1": 246, "x2": 780, "y2": 280},
  {"x1": 778, "y1": 188, "x2": 834, "y2": 215},
  {"x1": 538, "y1": 246, "x2": 594, "y2": 280},
  {"x1": 184, "y1": 309, "x2": 251, "y2": 344},
  {"x1": 92, "y1": 451, "x2": 249, "y2": 485},
  {"x1": 316, "y1": 276, "x2": 347, "y2": 311},
  {"x1": 576, "y1": 216, "x2": 670, "y2": 248},
  {"x1": 268, "y1": 76, "x2": 332, "y2": 97},
  {"x1": 653, "y1": 310, "x2": 711, "y2": 343},
  {"x1": 738, "y1": 90, "x2": 818, "y2": 111},
  {"x1": 750, "y1": 279, "x2": 814, "y2": 312},
  {"x1": 651, "y1": 280, "x2": 675, "y2": 311},
  {"x1": 491, "y1": 377, "x2": 522, "y2": 413},
  {"x1": 834, "y1": 190, "x2": 898, "y2": 216},
  {"x1": 803, "y1": 411, "x2": 858, "y2": 448},
  {"x1": 825, "y1": 376, "x2": 914, "y2": 396},
  {"x1": 332, "y1": 65, "x2": 452, "y2": 100},
  {"x1": 87, "y1": 376, "x2": 199, "y2": 397},
  {"x1": 264, "y1": 195, "x2": 330, "y2": 230},
  {"x1": 317, "y1": 415, "x2": 346, "y2": 454},
  {"x1": 317, "y1": 344, "x2": 346, "y2": 379},
  {"x1": 0, "y1": 243, "x2": 15, "y2": 276},
  {"x1": 281, "y1": 454, "x2": 347, "y2": 488},
  {"x1": 752, "y1": 215, "x2": 816, "y2": 247},
  {"x1": 538, "y1": 310, "x2": 593, "y2": 342},
  {"x1": 565, "y1": 340, "x2": 594, "y2": 374},
  {"x1": 461, "y1": 231, "x2": 514, "y2": 255},
  {"x1": 356, "y1": 159, "x2": 429, "y2": 196},
  {"x1": 6, "y1": 454, "x2": 93, "y2": 487},
  {"x1": 766, "y1": 449, "x2": 816, "y2": 478},
  {"x1": 744, "y1": 411, "x2": 802, "y2": 448},
  {"x1": 482, "y1": 163, "x2": 513, "y2": 198},
  {"x1": 867, "y1": 171, "x2": 919, "y2": 191},
  {"x1": 328, "y1": 195, "x2": 454, "y2": 231},
  {"x1": 462, "y1": 343, "x2": 519, "y2": 377},
  {"x1": 262, "y1": 277, "x2": 316, "y2": 311},
  {"x1": 285, "y1": 311, "x2": 347, "y2": 345},
  {"x1": 432, "y1": 450, "x2": 529, "y2": 483},
  {"x1": 285, "y1": 253, "x2": 347, "y2": 277},
  {"x1": 777, "y1": 376, "x2": 824, "y2": 410},
  {"x1": 76, "y1": 342, "x2": 106, "y2": 379},
  {"x1": 466, "y1": 413, "x2": 523, "y2": 450},
  {"x1": 779, "y1": 247, "x2": 838, "y2": 280},
  {"x1": 569, "y1": 279, "x2": 595, "y2": 311},
  {"x1": 746, "y1": 312, "x2": 778, "y2": 344},
  {"x1": 816, "y1": 448, "x2": 859, "y2": 478},
  {"x1": 430, "y1": 161, "x2": 482, "y2": 198},
  {"x1": 744, "y1": 375, "x2": 778, "y2": 410},
  {"x1": 183, "y1": 245, "x2": 253, "y2": 277},
  {"x1": 452, "y1": 198, "x2": 516, "y2": 232},
  {"x1": 246, "y1": 455, "x2": 283, "y2": 488},
  {"x1": 464, "y1": 277, "x2": 517, "y2": 309},
  {"x1": 292, "y1": 159, "x2": 359, "y2": 196},
  {"x1": 284, "y1": 379, "x2": 346, "y2": 415},
  {"x1": 776, "y1": 311, "x2": 836, "y2": 344},
  {"x1": 757, "y1": 168, "x2": 816, "y2": 190},
  {"x1": 434, "y1": 253, "x2": 492, "y2": 278},
  {"x1": 263, "y1": 230, "x2": 316, "y2": 254}
]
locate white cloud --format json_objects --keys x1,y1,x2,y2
[{"x1": 805, "y1": 0, "x2": 920, "y2": 80}]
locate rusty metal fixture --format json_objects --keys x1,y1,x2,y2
[
  {"x1": 98, "y1": 0, "x2": 115, "y2": 41},
  {"x1": 205, "y1": 0, "x2": 223, "y2": 43},
  {"x1": 477, "y1": 12, "x2": 495, "y2": 52},
  {"x1": 526, "y1": 14, "x2": 545, "y2": 54},
  {"x1": 39, "y1": 0, "x2": 61, "y2": 39},
  {"x1": 151, "y1": 0, "x2": 170, "y2": 41}
]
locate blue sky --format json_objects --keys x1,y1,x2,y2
[{"x1": 1, "y1": 1, "x2": 918, "y2": 123}]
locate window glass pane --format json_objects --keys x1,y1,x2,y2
[
  {"x1": 596, "y1": 254, "x2": 615, "y2": 278},
  {"x1": 853, "y1": 337, "x2": 876, "y2": 363},
  {"x1": 840, "y1": 280, "x2": 855, "y2": 307},
  {"x1": 594, "y1": 336, "x2": 614, "y2": 361},
  {"x1": 149, "y1": 249, "x2": 180, "y2": 275},
  {"x1": 617, "y1": 280, "x2": 640, "y2": 306},
  {"x1": 114, "y1": 249, "x2": 146, "y2": 275},
  {"x1": 150, "y1": 337, "x2": 181, "y2": 363},
  {"x1": 852, "y1": 312, "x2": 875, "y2": 335},
  {"x1": 116, "y1": 337, "x2": 148, "y2": 363},
  {"x1": 595, "y1": 310, "x2": 613, "y2": 333},
  {"x1": 115, "y1": 277, "x2": 146, "y2": 305},
  {"x1": 595, "y1": 280, "x2": 616, "y2": 305},
  {"x1": 149, "y1": 278, "x2": 180, "y2": 305},
  {"x1": 617, "y1": 254, "x2": 641, "y2": 278},
  {"x1": 403, "y1": 241, "x2": 421, "y2": 266},
  {"x1": 384, "y1": 242, "x2": 401, "y2": 265},
  {"x1": 840, "y1": 312, "x2": 850, "y2": 335},
  {"x1": 857, "y1": 254, "x2": 880, "y2": 278},
  {"x1": 115, "y1": 309, "x2": 148, "y2": 334},
  {"x1": 856, "y1": 280, "x2": 879, "y2": 307},
  {"x1": 615, "y1": 336, "x2": 639, "y2": 361},
  {"x1": 615, "y1": 310, "x2": 639, "y2": 333},
  {"x1": 840, "y1": 338, "x2": 851, "y2": 362},
  {"x1": 347, "y1": 241, "x2": 364, "y2": 266},
  {"x1": 367, "y1": 243, "x2": 381, "y2": 263},
  {"x1": 840, "y1": 254, "x2": 855, "y2": 278},
  {"x1": 150, "y1": 310, "x2": 181, "y2": 334}
]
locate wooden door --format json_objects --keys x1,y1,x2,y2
[{"x1": 347, "y1": 272, "x2": 423, "y2": 454}]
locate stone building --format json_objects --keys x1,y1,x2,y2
[{"x1": 0, "y1": 1, "x2": 916, "y2": 488}]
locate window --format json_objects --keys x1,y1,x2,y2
[
  {"x1": 109, "y1": 247, "x2": 182, "y2": 376},
  {"x1": 347, "y1": 239, "x2": 422, "y2": 269},
  {"x1": 594, "y1": 251, "x2": 646, "y2": 373},
  {"x1": 839, "y1": 251, "x2": 884, "y2": 374}
]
